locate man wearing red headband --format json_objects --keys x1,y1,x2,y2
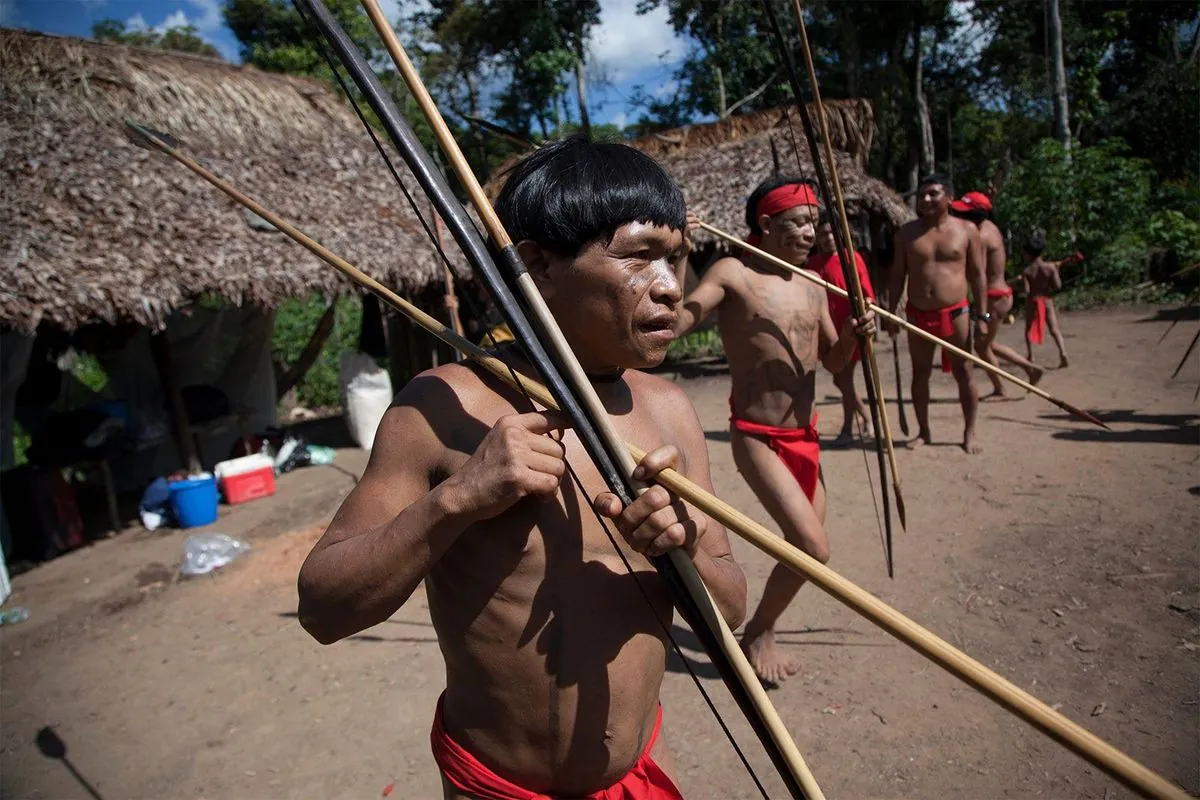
[
  {"x1": 950, "y1": 191, "x2": 1044, "y2": 398},
  {"x1": 886, "y1": 173, "x2": 987, "y2": 454},
  {"x1": 675, "y1": 176, "x2": 875, "y2": 686}
]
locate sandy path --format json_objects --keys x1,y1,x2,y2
[{"x1": 2, "y1": 306, "x2": 1197, "y2": 799}]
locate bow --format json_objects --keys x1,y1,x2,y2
[
  {"x1": 294, "y1": 0, "x2": 820, "y2": 795},
  {"x1": 759, "y1": 0, "x2": 905, "y2": 578},
  {"x1": 125, "y1": 121, "x2": 1182, "y2": 800}
]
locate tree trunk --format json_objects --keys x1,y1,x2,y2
[
  {"x1": 1048, "y1": 0, "x2": 1071, "y2": 153},
  {"x1": 274, "y1": 301, "x2": 336, "y2": 400},
  {"x1": 715, "y1": 64, "x2": 727, "y2": 119},
  {"x1": 574, "y1": 55, "x2": 591, "y2": 134},
  {"x1": 911, "y1": 19, "x2": 934, "y2": 180}
]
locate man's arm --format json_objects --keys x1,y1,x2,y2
[
  {"x1": 297, "y1": 373, "x2": 568, "y2": 644},
  {"x1": 820, "y1": 290, "x2": 876, "y2": 374},
  {"x1": 966, "y1": 224, "x2": 987, "y2": 317},
  {"x1": 1051, "y1": 264, "x2": 1063, "y2": 291},
  {"x1": 887, "y1": 228, "x2": 909, "y2": 315},
  {"x1": 594, "y1": 383, "x2": 746, "y2": 628},
  {"x1": 675, "y1": 259, "x2": 732, "y2": 336}
]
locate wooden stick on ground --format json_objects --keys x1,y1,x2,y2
[
  {"x1": 131, "y1": 125, "x2": 1186, "y2": 799},
  {"x1": 698, "y1": 221, "x2": 1110, "y2": 430}
]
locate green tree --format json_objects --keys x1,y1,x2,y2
[{"x1": 91, "y1": 19, "x2": 222, "y2": 58}]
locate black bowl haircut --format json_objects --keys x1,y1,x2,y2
[
  {"x1": 745, "y1": 175, "x2": 817, "y2": 238},
  {"x1": 495, "y1": 134, "x2": 686, "y2": 257},
  {"x1": 1024, "y1": 229, "x2": 1047, "y2": 256},
  {"x1": 919, "y1": 172, "x2": 955, "y2": 197}
]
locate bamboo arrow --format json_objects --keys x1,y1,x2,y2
[{"x1": 127, "y1": 123, "x2": 1185, "y2": 799}]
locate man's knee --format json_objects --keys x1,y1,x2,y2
[{"x1": 806, "y1": 536, "x2": 831, "y2": 564}]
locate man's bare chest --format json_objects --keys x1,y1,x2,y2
[{"x1": 910, "y1": 230, "x2": 968, "y2": 267}]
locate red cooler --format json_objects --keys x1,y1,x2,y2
[{"x1": 214, "y1": 454, "x2": 276, "y2": 505}]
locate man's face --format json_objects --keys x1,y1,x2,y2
[
  {"x1": 815, "y1": 222, "x2": 836, "y2": 254},
  {"x1": 917, "y1": 183, "x2": 950, "y2": 217},
  {"x1": 760, "y1": 204, "x2": 818, "y2": 264},
  {"x1": 532, "y1": 222, "x2": 684, "y2": 371}
]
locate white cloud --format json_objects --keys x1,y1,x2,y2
[
  {"x1": 611, "y1": 111, "x2": 628, "y2": 129},
  {"x1": 157, "y1": 10, "x2": 190, "y2": 32},
  {"x1": 183, "y1": 0, "x2": 223, "y2": 32},
  {"x1": 589, "y1": 0, "x2": 688, "y2": 82},
  {"x1": 125, "y1": 12, "x2": 149, "y2": 31}
]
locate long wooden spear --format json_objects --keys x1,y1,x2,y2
[
  {"x1": 761, "y1": 0, "x2": 906, "y2": 559},
  {"x1": 126, "y1": 125, "x2": 1186, "y2": 799},
  {"x1": 699, "y1": 221, "x2": 1109, "y2": 429}
]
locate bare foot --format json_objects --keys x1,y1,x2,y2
[
  {"x1": 962, "y1": 430, "x2": 982, "y2": 454},
  {"x1": 741, "y1": 627, "x2": 799, "y2": 688},
  {"x1": 981, "y1": 389, "x2": 1011, "y2": 403},
  {"x1": 830, "y1": 430, "x2": 854, "y2": 449},
  {"x1": 1058, "y1": 356, "x2": 1070, "y2": 369},
  {"x1": 1028, "y1": 365, "x2": 1045, "y2": 386},
  {"x1": 906, "y1": 431, "x2": 932, "y2": 449}
]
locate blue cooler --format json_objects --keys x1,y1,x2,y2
[{"x1": 168, "y1": 474, "x2": 219, "y2": 528}]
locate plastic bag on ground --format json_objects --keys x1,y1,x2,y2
[
  {"x1": 179, "y1": 533, "x2": 250, "y2": 576},
  {"x1": 340, "y1": 352, "x2": 393, "y2": 451}
]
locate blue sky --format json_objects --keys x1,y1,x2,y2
[{"x1": 1, "y1": 0, "x2": 690, "y2": 129}]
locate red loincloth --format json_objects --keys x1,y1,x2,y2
[
  {"x1": 431, "y1": 695, "x2": 683, "y2": 800},
  {"x1": 1029, "y1": 296, "x2": 1047, "y2": 345},
  {"x1": 905, "y1": 298, "x2": 970, "y2": 373},
  {"x1": 808, "y1": 251, "x2": 876, "y2": 365},
  {"x1": 729, "y1": 413, "x2": 821, "y2": 502},
  {"x1": 986, "y1": 286, "x2": 1013, "y2": 300}
]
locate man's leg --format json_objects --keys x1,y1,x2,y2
[
  {"x1": 732, "y1": 428, "x2": 828, "y2": 686},
  {"x1": 1024, "y1": 302, "x2": 1036, "y2": 361},
  {"x1": 948, "y1": 313, "x2": 981, "y2": 453},
  {"x1": 906, "y1": 330, "x2": 937, "y2": 446},
  {"x1": 1046, "y1": 300, "x2": 1069, "y2": 367},
  {"x1": 976, "y1": 298, "x2": 1007, "y2": 398},
  {"x1": 830, "y1": 364, "x2": 866, "y2": 447},
  {"x1": 983, "y1": 294, "x2": 1043, "y2": 391}
]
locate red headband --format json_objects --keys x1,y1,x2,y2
[{"x1": 747, "y1": 184, "x2": 820, "y2": 246}]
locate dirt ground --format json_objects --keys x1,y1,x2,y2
[{"x1": 2, "y1": 305, "x2": 1197, "y2": 800}]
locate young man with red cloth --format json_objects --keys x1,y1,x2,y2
[
  {"x1": 1021, "y1": 230, "x2": 1071, "y2": 368},
  {"x1": 297, "y1": 137, "x2": 747, "y2": 800},
  {"x1": 808, "y1": 218, "x2": 875, "y2": 447},
  {"x1": 674, "y1": 176, "x2": 875, "y2": 686},
  {"x1": 950, "y1": 191, "x2": 1044, "y2": 399},
  {"x1": 886, "y1": 173, "x2": 988, "y2": 454}
]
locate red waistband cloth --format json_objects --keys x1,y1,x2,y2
[
  {"x1": 1028, "y1": 296, "x2": 1047, "y2": 344},
  {"x1": 431, "y1": 695, "x2": 682, "y2": 800},
  {"x1": 729, "y1": 412, "x2": 821, "y2": 502},
  {"x1": 904, "y1": 298, "x2": 970, "y2": 373},
  {"x1": 986, "y1": 286, "x2": 1013, "y2": 300},
  {"x1": 808, "y1": 251, "x2": 876, "y2": 364}
]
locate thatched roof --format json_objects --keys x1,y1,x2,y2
[
  {"x1": 627, "y1": 103, "x2": 914, "y2": 242},
  {"x1": 0, "y1": 28, "x2": 460, "y2": 333}
]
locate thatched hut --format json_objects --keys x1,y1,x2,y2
[
  {"x1": 0, "y1": 29, "x2": 460, "y2": 545},
  {"x1": 0, "y1": 28, "x2": 459, "y2": 333},
  {"x1": 628, "y1": 102, "x2": 914, "y2": 275}
]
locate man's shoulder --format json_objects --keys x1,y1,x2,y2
[
  {"x1": 897, "y1": 219, "x2": 923, "y2": 238},
  {"x1": 708, "y1": 254, "x2": 745, "y2": 278},
  {"x1": 980, "y1": 220, "x2": 1004, "y2": 243},
  {"x1": 389, "y1": 361, "x2": 497, "y2": 423}
]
